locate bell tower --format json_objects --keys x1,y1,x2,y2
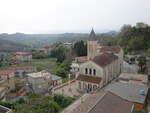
[{"x1": 87, "y1": 28, "x2": 98, "y2": 60}]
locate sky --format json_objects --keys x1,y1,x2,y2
[{"x1": 0, "y1": 0, "x2": 150, "y2": 34}]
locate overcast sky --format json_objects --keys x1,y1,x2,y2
[{"x1": 0, "y1": 0, "x2": 150, "y2": 34}]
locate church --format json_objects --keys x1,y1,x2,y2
[{"x1": 76, "y1": 29, "x2": 123, "y2": 92}]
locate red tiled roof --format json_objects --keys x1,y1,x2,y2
[
  {"x1": 0, "y1": 70, "x2": 14, "y2": 75},
  {"x1": 75, "y1": 56, "x2": 88, "y2": 62},
  {"x1": 92, "y1": 53, "x2": 118, "y2": 67},
  {"x1": 100, "y1": 46, "x2": 121, "y2": 53},
  {"x1": 9, "y1": 66, "x2": 33, "y2": 70},
  {"x1": 16, "y1": 52, "x2": 32, "y2": 56},
  {"x1": 88, "y1": 92, "x2": 134, "y2": 113},
  {"x1": 76, "y1": 74, "x2": 101, "y2": 84},
  {"x1": 43, "y1": 45, "x2": 54, "y2": 49}
]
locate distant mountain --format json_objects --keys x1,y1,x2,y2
[
  {"x1": 0, "y1": 33, "x2": 88, "y2": 48},
  {"x1": 0, "y1": 31, "x2": 117, "y2": 49}
]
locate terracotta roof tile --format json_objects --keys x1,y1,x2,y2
[
  {"x1": 92, "y1": 53, "x2": 118, "y2": 67},
  {"x1": 43, "y1": 46, "x2": 54, "y2": 49},
  {"x1": 100, "y1": 46, "x2": 121, "y2": 53},
  {"x1": 76, "y1": 74, "x2": 101, "y2": 84},
  {"x1": 16, "y1": 52, "x2": 32, "y2": 56},
  {"x1": 75, "y1": 56, "x2": 88, "y2": 62},
  {"x1": 0, "y1": 70, "x2": 14, "y2": 75}
]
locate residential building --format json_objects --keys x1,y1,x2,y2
[
  {"x1": 27, "y1": 70, "x2": 52, "y2": 94},
  {"x1": 42, "y1": 45, "x2": 54, "y2": 55},
  {"x1": 71, "y1": 56, "x2": 87, "y2": 78},
  {"x1": 0, "y1": 70, "x2": 15, "y2": 91},
  {"x1": 16, "y1": 52, "x2": 32, "y2": 62},
  {"x1": 0, "y1": 105, "x2": 12, "y2": 113},
  {"x1": 63, "y1": 42, "x2": 72, "y2": 48},
  {"x1": 76, "y1": 29, "x2": 123, "y2": 92}
]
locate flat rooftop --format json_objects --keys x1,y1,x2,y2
[
  {"x1": 119, "y1": 73, "x2": 148, "y2": 85},
  {"x1": 27, "y1": 70, "x2": 50, "y2": 78}
]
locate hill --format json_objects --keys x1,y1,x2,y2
[{"x1": 0, "y1": 38, "x2": 28, "y2": 52}]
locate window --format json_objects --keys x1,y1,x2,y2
[
  {"x1": 93, "y1": 69, "x2": 96, "y2": 75},
  {"x1": 85, "y1": 68, "x2": 88, "y2": 74},
  {"x1": 89, "y1": 69, "x2": 92, "y2": 75}
]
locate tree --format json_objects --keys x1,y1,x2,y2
[
  {"x1": 54, "y1": 61, "x2": 71, "y2": 78},
  {"x1": 147, "y1": 49, "x2": 150, "y2": 57},
  {"x1": 136, "y1": 22, "x2": 148, "y2": 28},
  {"x1": 51, "y1": 46, "x2": 68, "y2": 62},
  {"x1": 137, "y1": 56, "x2": 147, "y2": 72},
  {"x1": 73, "y1": 40, "x2": 87, "y2": 56}
]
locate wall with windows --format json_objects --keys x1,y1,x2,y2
[
  {"x1": 77, "y1": 81, "x2": 100, "y2": 92},
  {"x1": 79, "y1": 61, "x2": 103, "y2": 78}
]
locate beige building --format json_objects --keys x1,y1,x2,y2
[
  {"x1": 27, "y1": 70, "x2": 52, "y2": 94},
  {"x1": 16, "y1": 52, "x2": 32, "y2": 62},
  {"x1": 0, "y1": 70, "x2": 15, "y2": 92},
  {"x1": 76, "y1": 29, "x2": 123, "y2": 92},
  {"x1": 42, "y1": 46, "x2": 54, "y2": 54}
]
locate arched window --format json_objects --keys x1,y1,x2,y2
[
  {"x1": 89, "y1": 69, "x2": 92, "y2": 75},
  {"x1": 85, "y1": 68, "x2": 88, "y2": 74},
  {"x1": 93, "y1": 69, "x2": 96, "y2": 75}
]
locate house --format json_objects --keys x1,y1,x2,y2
[
  {"x1": 63, "y1": 42, "x2": 72, "y2": 48},
  {"x1": 0, "y1": 70, "x2": 15, "y2": 91},
  {"x1": 71, "y1": 56, "x2": 87, "y2": 78},
  {"x1": 27, "y1": 70, "x2": 52, "y2": 94},
  {"x1": 16, "y1": 52, "x2": 32, "y2": 62},
  {"x1": 42, "y1": 46, "x2": 54, "y2": 55},
  {"x1": 51, "y1": 75, "x2": 62, "y2": 86},
  {"x1": 118, "y1": 73, "x2": 148, "y2": 86},
  {"x1": 0, "y1": 105, "x2": 12, "y2": 113},
  {"x1": 9, "y1": 66, "x2": 36, "y2": 78},
  {"x1": 104, "y1": 81, "x2": 148, "y2": 112},
  {"x1": 76, "y1": 29, "x2": 123, "y2": 92}
]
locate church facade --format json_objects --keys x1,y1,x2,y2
[{"x1": 76, "y1": 29, "x2": 123, "y2": 92}]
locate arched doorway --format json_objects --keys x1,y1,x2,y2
[{"x1": 87, "y1": 84, "x2": 92, "y2": 92}]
